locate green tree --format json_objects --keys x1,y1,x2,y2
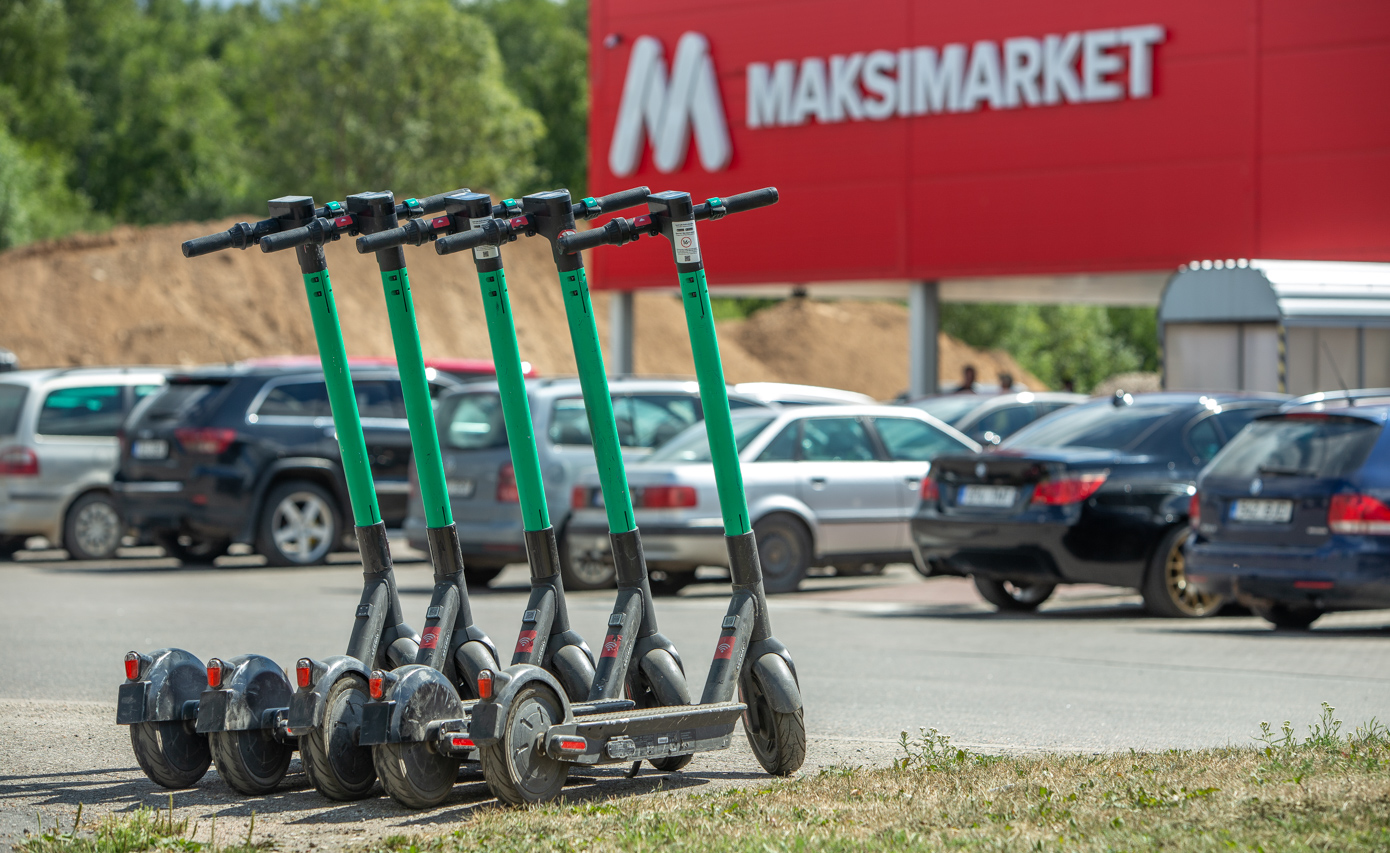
[
  {"x1": 229, "y1": 0, "x2": 541, "y2": 207},
  {"x1": 470, "y1": 0, "x2": 589, "y2": 195}
]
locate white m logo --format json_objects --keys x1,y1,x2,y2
[{"x1": 608, "y1": 32, "x2": 732, "y2": 177}]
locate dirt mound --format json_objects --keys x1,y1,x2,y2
[{"x1": 0, "y1": 219, "x2": 1041, "y2": 398}]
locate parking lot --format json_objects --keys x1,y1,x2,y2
[{"x1": 3, "y1": 545, "x2": 1388, "y2": 847}]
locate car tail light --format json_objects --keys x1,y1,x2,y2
[
  {"x1": 1328, "y1": 493, "x2": 1390, "y2": 535},
  {"x1": 571, "y1": 486, "x2": 590, "y2": 509},
  {"x1": 920, "y1": 476, "x2": 940, "y2": 502},
  {"x1": 206, "y1": 658, "x2": 224, "y2": 689},
  {"x1": 477, "y1": 670, "x2": 494, "y2": 700},
  {"x1": 496, "y1": 463, "x2": 518, "y2": 503},
  {"x1": 640, "y1": 486, "x2": 697, "y2": 508},
  {"x1": 124, "y1": 651, "x2": 143, "y2": 681},
  {"x1": 296, "y1": 659, "x2": 313, "y2": 689},
  {"x1": 1189, "y1": 492, "x2": 1201, "y2": 528},
  {"x1": 175, "y1": 427, "x2": 237, "y2": 455},
  {"x1": 1031, "y1": 471, "x2": 1108, "y2": 505},
  {"x1": 0, "y1": 446, "x2": 38, "y2": 476}
]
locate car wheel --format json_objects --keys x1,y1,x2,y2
[
  {"x1": 972, "y1": 577, "x2": 1055, "y2": 611},
  {"x1": 0, "y1": 535, "x2": 27, "y2": 560},
  {"x1": 256, "y1": 480, "x2": 339, "y2": 567},
  {"x1": 157, "y1": 533, "x2": 231, "y2": 565},
  {"x1": 754, "y1": 514, "x2": 811, "y2": 594},
  {"x1": 558, "y1": 533, "x2": 616, "y2": 590},
  {"x1": 466, "y1": 565, "x2": 505, "y2": 587},
  {"x1": 1254, "y1": 603, "x2": 1322, "y2": 630},
  {"x1": 649, "y1": 569, "x2": 695, "y2": 595},
  {"x1": 63, "y1": 492, "x2": 123, "y2": 561},
  {"x1": 834, "y1": 562, "x2": 886, "y2": 577},
  {"x1": 1141, "y1": 526, "x2": 1223, "y2": 618}
]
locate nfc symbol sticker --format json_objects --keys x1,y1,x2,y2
[
  {"x1": 420, "y1": 627, "x2": 441, "y2": 650},
  {"x1": 514, "y1": 630, "x2": 538, "y2": 656},
  {"x1": 600, "y1": 633, "x2": 623, "y2": 658},
  {"x1": 714, "y1": 633, "x2": 736, "y2": 660}
]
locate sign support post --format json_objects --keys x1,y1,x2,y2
[{"x1": 909, "y1": 280, "x2": 940, "y2": 398}]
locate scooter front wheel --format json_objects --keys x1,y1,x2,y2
[
  {"x1": 374, "y1": 741, "x2": 459, "y2": 809},
  {"x1": 209, "y1": 729, "x2": 293, "y2": 795},
  {"x1": 130, "y1": 721, "x2": 211, "y2": 789},
  {"x1": 479, "y1": 683, "x2": 568, "y2": 805},
  {"x1": 300, "y1": 674, "x2": 377, "y2": 800},
  {"x1": 740, "y1": 671, "x2": 806, "y2": 777}
]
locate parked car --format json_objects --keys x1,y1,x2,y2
[
  {"x1": 410, "y1": 378, "x2": 778, "y2": 588},
  {"x1": 0, "y1": 367, "x2": 169, "y2": 560},
  {"x1": 237, "y1": 354, "x2": 535, "y2": 384},
  {"x1": 1188, "y1": 401, "x2": 1390, "y2": 629},
  {"x1": 910, "y1": 391, "x2": 1088, "y2": 445},
  {"x1": 913, "y1": 392, "x2": 1285, "y2": 616},
  {"x1": 114, "y1": 364, "x2": 467, "y2": 566},
  {"x1": 732, "y1": 382, "x2": 876, "y2": 406},
  {"x1": 566, "y1": 405, "x2": 978, "y2": 593},
  {"x1": 0, "y1": 348, "x2": 17, "y2": 372}
]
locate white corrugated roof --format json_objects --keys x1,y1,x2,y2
[{"x1": 1161, "y1": 259, "x2": 1390, "y2": 325}]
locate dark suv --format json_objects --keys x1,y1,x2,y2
[{"x1": 114, "y1": 364, "x2": 464, "y2": 566}]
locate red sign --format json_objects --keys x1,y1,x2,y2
[
  {"x1": 419, "y1": 627, "x2": 441, "y2": 650},
  {"x1": 514, "y1": 630, "x2": 538, "y2": 656},
  {"x1": 587, "y1": 0, "x2": 1390, "y2": 289},
  {"x1": 713, "y1": 634, "x2": 736, "y2": 660}
]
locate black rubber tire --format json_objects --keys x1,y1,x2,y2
[
  {"x1": 740, "y1": 670, "x2": 806, "y2": 776},
  {"x1": 374, "y1": 740, "x2": 460, "y2": 809},
  {"x1": 754, "y1": 514, "x2": 812, "y2": 594},
  {"x1": 256, "y1": 479, "x2": 340, "y2": 567},
  {"x1": 649, "y1": 569, "x2": 696, "y2": 596},
  {"x1": 834, "y1": 562, "x2": 886, "y2": 577},
  {"x1": 629, "y1": 656, "x2": 694, "y2": 773},
  {"x1": 557, "y1": 533, "x2": 616, "y2": 590},
  {"x1": 63, "y1": 491, "x2": 122, "y2": 561},
  {"x1": 299, "y1": 674, "x2": 377, "y2": 801},
  {"x1": 0, "y1": 535, "x2": 27, "y2": 560},
  {"x1": 157, "y1": 533, "x2": 231, "y2": 565},
  {"x1": 1141, "y1": 526, "x2": 1224, "y2": 618},
  {"x1": 972, "y1": 576, "x2": 1056, "y2": 612},
  {"x1": 479, "y1": 683, "x2": 569, "y2": 805},
  {"x1": 466, "y1": 565, "x2": 505, "y2": 587},
  {"x1": 1254, "y1": 603, "x2": 1323, "y2": 630},
  {"x1": 130, "y1": 721, "x2": 211, "y2": 789},
  {"x1": 208, "y1": 729, "x2": 293, "y2": 795}
]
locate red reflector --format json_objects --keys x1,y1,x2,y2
[
  {"x1": 1328, "y1": 493, "x2": 1390, "y2": 535},
  {"x1": 1189, "y1": 492, "x2": 1201, "y2": 528},
  {"x1": 431, "y1": 216, "x2": 450, "y2": 229},
  {"x1": 633, "y1": 214, "x2": 652, "y2": 228},
  {"x1": 124, "y1": 652, "x2": 141, "y2": 681},
  {"x1": 296, "y1": 659, "x2": 312, "y2": 689},
  {"x1": 451, "y1": 736, "x2": 475, "y2": 748},
  {"x1": 1294, "y1": 580, "x2": 1335, "y2": 590},
  {"x1": 174, "y1": 427, "x2": 237, "y2": 456},
  {"x1": 369, "y1": 675, "x2": 384, "y2": 700},
  {"x1": 557, "y1": 737, "x2": 587, "y2": 752},
  {"x1": 641, "y1": 485, "x2": 697, "y2": 508},
  {"x1": 1032, "y1": 472, "x2": 1108, "y2": 506},
  {"x1": 509, "y1": 216, "x2": 529, "y2": 229},
  {"x1": 0, "y1": 446, "x2": 39, "y2": 476},
  {"x1": 477, "y1": 670, "x2": 494, "y2": 700},
  {"x1": 334, "y1": 215, "x2": 353, "y2": 228},
  {"x1": 206, "y1": 659, "x2": 223, "y2": 689},
  {"x1": 571, "y1": 485, "x2": 589, "y2": 509},
  {"x1": 496, "y1": 463, "x2": 519, "y2": 503},
  {"x1": 920, "y1": 476, "x2": 939, "y2": 502}
]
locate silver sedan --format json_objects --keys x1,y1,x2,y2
[{"x1": 565, "y1": 405, "x2": 978, "y2": 593}]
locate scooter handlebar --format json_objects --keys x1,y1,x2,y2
[
  {"x1": 181, "y1": 229, "x2": 239, "y2": 258},
  {"x1": 556, "y1": 227, "x2": 613, "y2": 255},
  {"x1": 699, "y1": 187, "x2": 779, "y2": 219},
  {"x1": 434, "y1": 226, "x2": 489, "y2": 256},
  {"x1": 410, "y1": 189, "x2": 469, "y2": 215},
  {"x1": 356, "y1": 225, "x2": 410, "y2": 254},
  {"x1": 258, "y1": 223, "x2": 317, "y2": 254},
  {"x1": 578, "y1": 186, "x2": 651, "y2": 218}
]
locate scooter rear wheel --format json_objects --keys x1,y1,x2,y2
[
  {"x1": 479, "y1": 683, "x2": 568, "y2": 805},
  {"x1": 740, "y1": 671, "x2": 806, "y2": 776},
  {"x1": 631, "y1": 652, "x2": 694, "y2": 773},
  {"x1": 300, "y1": 674, "x2": 377, "y2": 800},
  {"x1": 374, "y1": 741, "x2": 459, "y2": 809},
  {"x1": 209, "y1": 729, "x2": 293, "y2": 795},
  {"x1": 130, "y1": 721, "x2": 211, "y2": 789}
]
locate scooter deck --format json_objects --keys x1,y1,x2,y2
[
  {"x1": 548, "y1": 701, "x2": 747, "y2": 766},
  {"x1": 358, "y1": 697, "x2": 637, "y2": 747}
]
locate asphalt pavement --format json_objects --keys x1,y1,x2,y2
[{"x1": 2, "y1": 544, "x2": 1388, "y2": 847}]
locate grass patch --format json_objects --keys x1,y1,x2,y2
[{"x1": 20, "y1": 795, "x2": 268, "y2": 853}]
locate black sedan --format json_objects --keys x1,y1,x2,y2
[{"x1": 912, "y1": 392, "x2": 1285, "y2": 616}]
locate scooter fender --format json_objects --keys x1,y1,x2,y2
[
  {"x1": 195, "y1": 654, "x2": 293, "y2": 734},
  {"x1": 468, "y1": 664, "x2": 573, "y2": 747},
  {"x1": 288, "y1": 655, "x2": 369, "y2": 733},
  {"x1": 117, "y1": 648, "x2": 205, "y2": 725},
  {"x1": 747, "y1": 652, "x2": 802, "y2": 716},
  {"x1": 383, "y1": 664, "x2": 465, "y2": 743}
]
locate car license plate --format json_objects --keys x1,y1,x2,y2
[
  {"x1": 448, "y1": 478, "x2": 475, "y2": 498},
  {"x1": 1230, "y1": 499, "x2": 1293, "y2": 523},
  {"x1": 131, "y1": 439, "x2": 168, "y2": 460},
  {"x1": 958, "y1": 485, "x2": 1018, "y2": 508}
]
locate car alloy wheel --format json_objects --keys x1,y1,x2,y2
[
  {"x1": 66, "y1": 493, "x2": 122, "y2": 560},
  {"x1": 1162, "y1": 536, "x2": 1221, "y2": 617},
  {"x1": 271, "y1": 491, "x2": 335, "y2": 564},
  {"x1": 1142, "y1": 527, "x2": 1223, "y2": 618}
]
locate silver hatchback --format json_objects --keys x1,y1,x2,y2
[
  {"x1": 566, "y1": 405, "x2": 979, "y2": 593},
  {"x1": 0, "y1": 367, "x2": 168, "y2": 559}
]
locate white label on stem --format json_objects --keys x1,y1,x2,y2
[
  {"x1": 672, "y1": 220, "x2": 701, "y2": 264},
  {"x1": 470, "y1": 218, "x2": 499, "y2": 259}
]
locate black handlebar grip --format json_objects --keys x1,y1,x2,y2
[
  {"x1": 435, "y1": 227, "x2": 489, "y2": 256},
  {"x1": 258, "y1": 224, "x2": 315, "y2": 253},
  {"x1": 414, "y1": 189, "x2": 469, "y2": 214},
  {"x1": 357, "y1": 226, "x2": 408, "y2": 254},
  {"x1": 720, "y1": 187, "x2": 779, "y2": 215},
  {"x1": 587, "y1": 186, "x2": 651, "y2": 216},
  {"x1": 181, "y1": 229, "x2": 238, "y2": 258},
  {"x1": 557, "y1": 227, "x2": 613, "y2": 255}
]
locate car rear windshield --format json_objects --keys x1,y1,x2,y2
[
  {"x1": 441, "y1": 392, "x2": 507, "y2": 450},
  {"x1": 911, "y1": 395, "x2": 986, "y2": 425},
  {"x1": 1003, "y1": 403, "x2": 1183, "y2": 451},
  {"x1": 139, "y1": 380, "x2": 225, "y2": 426},
  {"x1": 549, "y1": 395, "x2": 700, "y2": 449},
  {"x1": 1205, "y1": 415, "x2": 1382, "y2": 479},
  {"x1": 0, "y1": 384, "x2": 26, "y2": 435},
  {"x1": 647, "y1": 415, "x2": 777, "y2": 462}
]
